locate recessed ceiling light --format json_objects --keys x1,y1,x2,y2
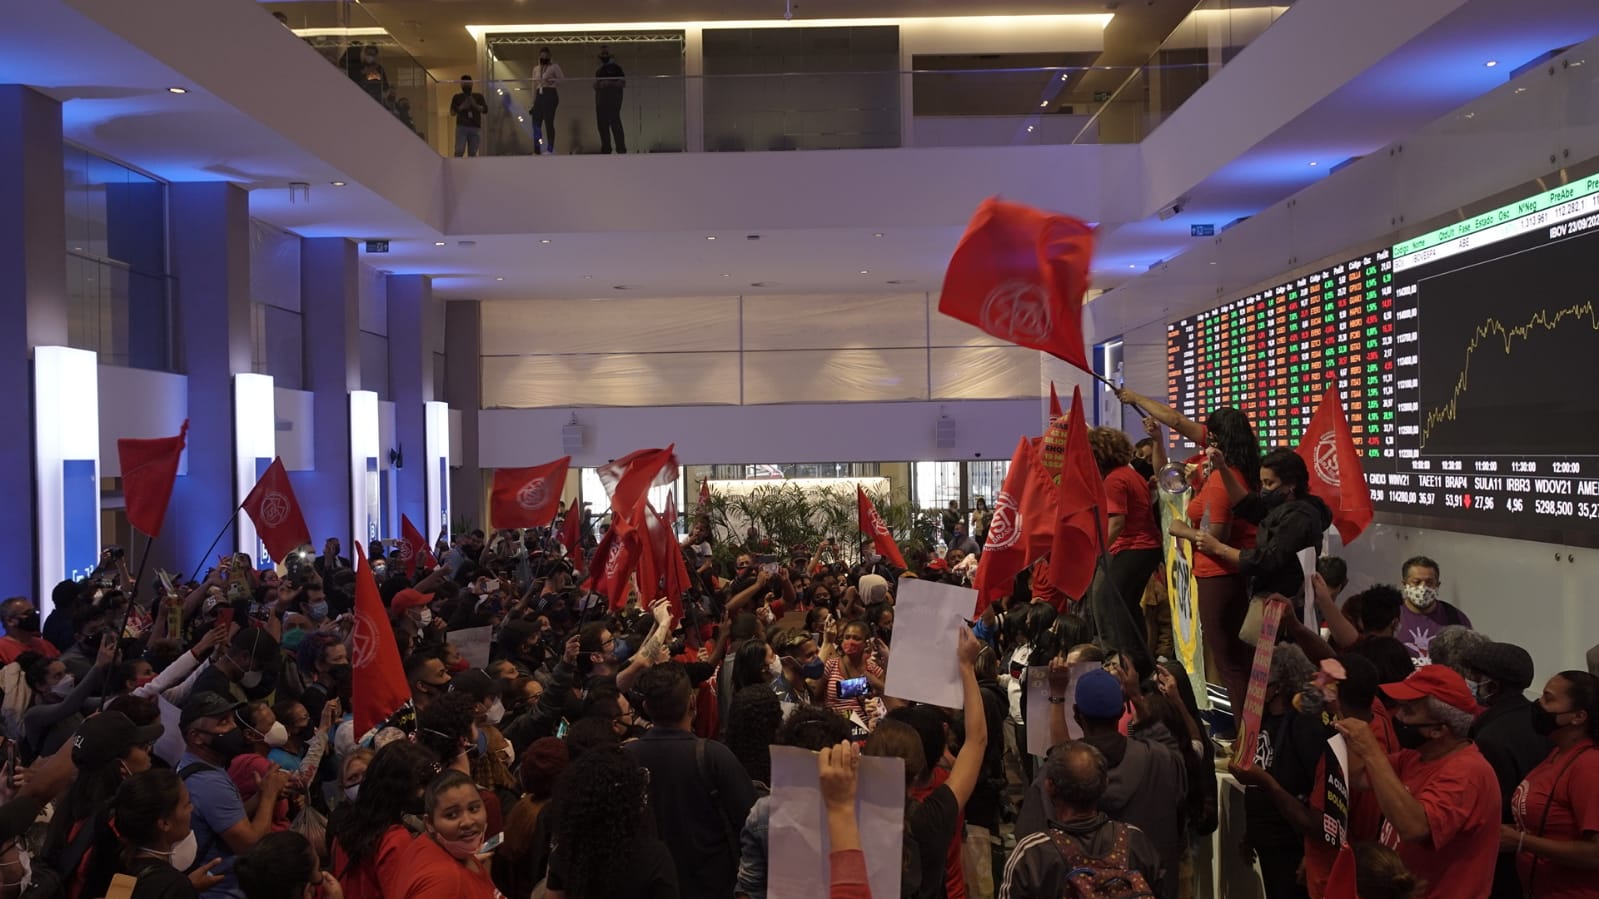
[
  {"x1": 495, "y1": 277, "x2": 504, "y2": 281},
  {"x1": 331, "y1": 180, "x2": 346, "y2": 186},
  {"x1": 1038, "y1": 101, "x2": 1049, "y2": 108},
  {"x1": 1128, "y1": 264, "x2": 1136, "y2": 269},
  {"x1": 1209, "y1": 261, "x2": 1217, "y2": 265},
  {"x1": 1026, "y1": 125, "x2": 1035, "y2": 133},
  {"x1": 433, "y1": 241, "x2": 446, "y2": 246},
  {"x1": 540, "y1": 239, "x2": 551, "y2": 244},
  {"x1": 1308, "y1": 161, "x2": 1318, "y2": 167},
  {"x1": 167, "y1": 86, "x2": 188, "y2": 94},
  {"x1": 583, "y1": 275, "x2": 592, "y2": 279},
  {"x1": 872, "y1": 232, "x2": 884, "y2": 238},
  {"x1": 858, "y1": 270, "x2": 869, "y2": 275},
  {"x1": 1485, "y1": 60, "x2": 1498, "y2": 68},
  {"x1": 705, "y1": 236, "x2": 717, "y2": 241},
  {"x1": 721, "y1": 273, "x2": 730, "y2": 278}
]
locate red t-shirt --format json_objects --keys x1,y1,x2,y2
[
  {"x1": 1105, "y1": 465, "x2": 1160, "y2": 553},
  {"x1": 332, "y1": 825, "x2": 415, "y2": 899},
  {"x1": 1375, "y1": 743, "x2": 1500, "y2": 899},
  {"x1": 393, "y1": 834, "x2": 503, "y2": 899},
  {"x1": 1511, "y1": 738, "x2": 1599, "y2": 899},
  {"x1": 1186, "y1": 466, "x2": 1257, "y2": 578},
  {"x1": 0, "y1": 635, "x2": 58, "y2": 665}
]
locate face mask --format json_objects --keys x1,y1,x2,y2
[
  {"x1": 282, "y1": 628, "x2": 307, "y2": 651},
  {"x1": 16, "y1": 610, "x2": 40, "y2": 633},
  {"x1": 209, "y1": 728, "x2": 250, "y2": 762},
  {"x1": 168, "y1": 831, "x2": 198, "y2": 871},
  {"x1": 1259, "y1": 486, "x2": 1288, "y2": 506},
  {"x1": 432, "y1": 830, "x2": 485, "y2": 861},
  {"x1": 1392, "y1": 719, "x2": 1431, "y2": 751},
  {"x1": 308, "y1": 600, "x2": 329, "y2": 622},
  {"x1": 417, "y1": 609, "x2": 433, "y2": 627},
  {"x1": 1466, "y1": 679, "x2": 1491, "y2": 705},
  {"x1": 50, "y1": 675, "x2": 76, "y2": 698},
  {"x1": 135, "y1": 674, "x2": 157, "y2": 689},
  {"x1": 600, "y1": 54, "x2": 611, "y2": 61},
  {"x1": 461, "y1": 84, "x2": 472, "y2": 94},
  {"x1": 1403, "y1": 584, "x2": 1439, "y2": 610},
  {"x1": 344, "y1": 784, "x2": 361, "y2": 802},
  {"x1": 263, "y1": 721, "x2": 290, "y2": 748},
  {"x1": 240, "y1": 669, "x2": 264, "y2": 690},
  {"x1": 486, "y1": 699, "x2": 505, "y2": 725},
  {"x1": 327, "y1": 663, "x2": 353, "y2": 686},
  {"x1": 611, "y1": 638, "x2": 630, "y2": 661},
  {"x1": 539, "y1": 56, "x2": 550, "y2": 64},
  {"x1": 801, "y1": 658, "x2": 826, "y2": 680},
  {"x1": 1529, "y1": 703, "x2": 1568, "y2": 737},
  {"x1": 474, "y1": 729, "x2": 489, "y2": 757}
]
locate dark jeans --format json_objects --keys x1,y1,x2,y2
[
  {"x1": 1197, "y1": 573, "x2": 1252, "y2": 709},
  {"x1": 596, "y1": 91, "x2": 626, "y2": 153},
  {"x1": 1110, "y1": 548, "x2": 1162, "y2": 636},
  {"x1": 531, "y1": 89, "x2": 559, "y2": 153}
]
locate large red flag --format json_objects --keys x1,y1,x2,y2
[
  {"x1": 635, "y1": 504, "x2": 686, "y2": 625},
  {"x1": 350, "y1": 544, "x2": 411, "y2": 737},
  {"x1": 1048, "y1": 386, "x2": 1108, "y2": 599},
  {"x1": 939, "y1": 198, "x2": 1095, "y2": 372},
  {"x1": 1296, "y1": 387, "x2": 1373, "y2": 543},
  {"x1": 587, "y1": 526, "x2": 636, "y2": 611},
  {"x1": 856, "y1": 486, "x2": 908, "y2": 570},
  {"x1": 399, "y1": 514, "x2": 436, "y2": 577},
  {"x1": 241, "y1": 458, "x2": 312, "y2": 563},
  {"x1": 490, "y1": 457, "x2": 570, "y2": 529},
  {"x1": 973, "y1": 436, "x2": 1034, "y2": 614},
  {"x1": 1048, "y1": 382, "x2": 1063, "y2": 419},
  {"x1": 118, "y1": 420, "x2": 188, "y2": 538},
  {"x1": 606, "y1": 446, "x2": 678, "y2": 533},
  {"x1": 559, "y1": 504, "x2": 585, "y2": 570}
]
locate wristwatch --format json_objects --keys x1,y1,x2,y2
[{"x1": 1047, "y1": 696, "x2": 1067, "y2": 705}]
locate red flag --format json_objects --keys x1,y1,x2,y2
[
  {"x1": 606, "y1": 447, "x2": 678, "y2": 533},
  {"x1": 1048, "y1": 386, "x2": 1108, "y2": 599},
  {"x1": 939, "y1": 198, "x2": 1095, "y2": 372},
  {"x1": 973, "y1": 436, "x2": 1034, "y2": 614},
  {"x1": 118, "y1": 420, "x2": 188, "y2": 538},
  {"x1": 588, "y1": 526, "x2": 636, "y2": 611},
  {"x1": 350, "y1": 544, "x2": 410, "y2": 737},
  {"x1": 635, "y1": 504, "x2": 686, "y2": 625},
  {"x1": 1048, "y1": 382, "x2": 1063, "y2": 419},
  {"x1": 1295, "y1": 387, "x2": 1373, "y2": 543},
  {"x1": 856, "y1": 486, "x2": 908, "y2": 570},
  {"x1": 490, "y1": 457, "x2": 570, "y2": 529},
  {"x1": 559, "y1": 505, "x2": 585, "y2": 570},
  {"x1": 697, "y1": 478, "x2": 711, "y2": 509},
  {"x1": 399, "y1": 514, "x2": 436, "y2": 577},
  {"x1": 241, "y1": 458, "x2": 312, "y2": 563}
]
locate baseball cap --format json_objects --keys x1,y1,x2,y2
[
  {"x1": 391, "y1": 587, "x2": 434, "y2": 612},
  {"x1": 447, "y1": 668, "x2": 504, "y2": 701},
  {"x1": 72, "y1": 712, "x2": 164, "y2": 769},
  {"x1": 1074, "y1": 668, "x2": 1126, "y2": 720},
  {"x1": 1379, "y1": 664, "x2": 1482, "y2": 717},
  {"x1": 926, "y1": 558, "x2": 949, "y2": 572},
  {"x1": 180, "y1": 691, "x2": 244, "y2": 732},
  {"x1": 1462, "y1": 641, "x2": 1535, "y2": 692}
]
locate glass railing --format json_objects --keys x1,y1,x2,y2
[{"x1": 444, "y1": 65, "x2": 1221, "y2": 157}]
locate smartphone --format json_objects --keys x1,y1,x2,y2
[
  {"x1": 484, "y1": 579, "x2": 501, "y2": 593},
  {"x1": 839, "y1": 676, "x2": 868, "y2": 699},
  {"x1": 215, "y1": 607, "x2": 235, "y2": 628},
  {"x1": 479, "y1": 832, "x2": 505, "y2": 853},
  {"x1": 760, "y1": 563, "x2": 780, "y2": 576}
]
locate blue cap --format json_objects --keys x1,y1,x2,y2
[{"x1": 1074, "y1": 669, "x2": 1125, "y2": 720}]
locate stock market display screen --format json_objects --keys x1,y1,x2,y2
[{"x1": 1167, "y1": 172, "x2": 1599, "y2": 545}]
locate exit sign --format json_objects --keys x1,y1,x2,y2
[
  {"x1": 1190, "y1": 224, "x2": 1215, "y2": 237},
  {"x1": 364, "y1": 240, "x2": 390, "y2": 253}
]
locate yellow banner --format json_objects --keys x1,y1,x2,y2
[{"x1": 1161, "y1": 489, "x2": 1208, "y2": 709}]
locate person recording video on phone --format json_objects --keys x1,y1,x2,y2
[{"x1": 824, "y1": 621, "x2": 886, "y2": 722}]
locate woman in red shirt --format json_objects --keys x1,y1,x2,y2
[
  {"x1": 327, "y1": 740, "x2": 438, "y2": 899},
  {"x1": 394, "y1": 769, "x2": 501, "y2": 898},
  {"x1": 1118, "y1": 388, "x2": 1260, "y2": 711},
  {"x1": 1089, "y1": 426, "x2": 1165, "y2": 660},
  {"x1": 1506, "y1": 670, "x2": 1599, "y2": 898},
  {"x1": 824, "y1": 621, "x2": 886, "y2": 720}
]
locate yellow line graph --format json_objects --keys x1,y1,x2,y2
[{"x1": 1421, "y1": 299, "x2": 1599, "y2": 446}]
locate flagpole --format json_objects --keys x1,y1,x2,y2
[
  {"x1": 188, "y1": 501, "x2": 247, "y2": 583},
  {"x1": 1049, "y1": 354, "x2": 1148, "y2": 419}
]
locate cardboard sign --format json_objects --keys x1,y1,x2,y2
[
  {"x1": 1232, "y1": 598, "x2": 1287, "y2": 770},
  {"x1": 768, "y1": 745, "x2": 905, "y2": 899},
  {"x1": 450, "y1": 626, "x2": 494, "y2": 670}
]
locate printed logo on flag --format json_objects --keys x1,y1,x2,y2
[
  {"x1": 1313, "y1": 431, "x2": 1341, "y2": 487},
  {"x1": 350, "y1": 608, "x2": 381, "y2": 669},
  {"x1": 260, "y1": 492, "x2": 292, "y2": 528},
  {"x1": 517, "y1": 477, "x2": 551, "y2": 511},
  {"x1": 603, "y1": 541, "x2": 624, "y2": 577},
  {"x1": 980, "y1": 282, "x2": 1053, "y2": 344},
  {"x1": 397, "y1": 539, "x2": 414, "y2": 561},
  {"x1": 986, "y1": 490, "x2": 1021, "y2": 550}
]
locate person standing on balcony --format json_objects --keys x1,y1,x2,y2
[
  {"x1": 451, "y1": 76, "x2": 488, "y2": 157},
  {"x1": 594, "y1": 45, "x2": 627, "y2": 154},
  {"x1": 531, "y1": 46, "x2": 563, "y2": 155}
]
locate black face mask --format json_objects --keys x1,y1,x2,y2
[
  {"x1": 403, "y1": 793, "x2": 426, "y2": 817},
  {"x1": 327, "y1": 663, "x2": 353, "y2": 687},
  {"x1": 461, "y1": 84, "x2": 472, "y2": 94},
  {"x1": 1392, "y1": 719, "x2": 1431, "y2": 751},
  {"x1": 208, "y1": 728, "x2": 250, "y2": 762},
  {"x1": 14, "y1": 611, "x2": 40, "y2": 633},
  {"x1": 1529, "y1": 704, "x2": 1566, "y2": 737}
]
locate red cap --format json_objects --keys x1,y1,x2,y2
[
  {"x1": 391, "y1": 587, "x2": 434, "y2": 612},
  {"x1": 1379, "y1": 664, "x2": 1482, "y2": 717},
  {"x1": 926, "y1": 558, "x2": 949, "y2": 571}
]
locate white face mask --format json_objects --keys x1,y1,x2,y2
[
  {"x1": 168, "y1": 831, "x2": 198, "y2": 871},
  {"x1": 485, "y1": 699, "x2": 505, "y2": 725},
  {"x1": 417, "y1": 609, "x2": 433, "y2": 627},
  {"x1": 239, "y1": 669, "x2": 264, "y2": 690},
  {"x1": 345, "y1": 784, "x2": 361, "y2": 802},
  {"x1": 1403, "y1": 583, "x2": 1439, "y2": 610},
  {"x1": 263, "y1": 721, "x2": 290, "y2": 748},
  {"x1": 49, "y1": 675, "x2": 76, "y2": 698}
]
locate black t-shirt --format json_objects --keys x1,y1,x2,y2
[
  {"x1": 129, "y1": 862, "x2": 199, "y2": 899},
  {"x1": 1244, "y1": 710, "x2": 1328, "y2": 848},
  {"x1": 451, "y1": 91, "x2": 486, "y2": 128},
  {"x1": 547, "y1": 836, "x2": 677, "y2": 898},
  {"x1": 906, "y1": 783, "x2": 959, "y2": 899}
]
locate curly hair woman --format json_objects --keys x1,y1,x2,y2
[
  {"x1": 1087, "y1": 425, "x2": 1164, "y2": 670},
  {"x1": 725, "y1": 684, "x2": 785, "y2": 787},
  {"x1": 547, "y1": 746, "x2": 679, "y2": 899},
  {"x1": 327, "y1": 739, "x2": 440, "y2": 899}
]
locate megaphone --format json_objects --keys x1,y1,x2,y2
[{"x1": 1157, "y1": 463, "x2": 1191, "y2": 496}]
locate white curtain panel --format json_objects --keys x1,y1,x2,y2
[
  {"x1": 930, "y1": 346, "x2": 1040, "y2": 399},
  {"x1": 741, "y1": 293, "x2": 928, "y2": 350},
  {"x1": 480, "y1": 297, "x2": 739, "y2": 356},
  {"x1": 742, "y1": 348, "x2": 929, "y2": 404},
  {"x1": 482, "y1": 351, "x2": 741, "y2": 408}
]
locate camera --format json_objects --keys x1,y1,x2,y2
[{"x1": 105, "y1": 546, "x2": 126, "y2": 561}]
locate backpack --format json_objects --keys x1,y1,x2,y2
[{"x1": 1044, "y1": 823, "x2": 1156, "y2": 899}]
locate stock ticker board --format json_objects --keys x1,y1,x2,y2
[{"x1": 1167, "y1": 172, "x2": 1599, "y2": 545}]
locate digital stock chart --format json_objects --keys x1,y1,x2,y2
[{"x1": 1168, "y1": 172, "x2": 1599, "y2": 543}]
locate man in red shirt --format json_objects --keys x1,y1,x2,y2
[
  {"x1": 0, "y1": 598, "x2": 60, "y2": 665},
  {"x1": 1334, "y1": 664, "x2": 1500, "y2": 899}
]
